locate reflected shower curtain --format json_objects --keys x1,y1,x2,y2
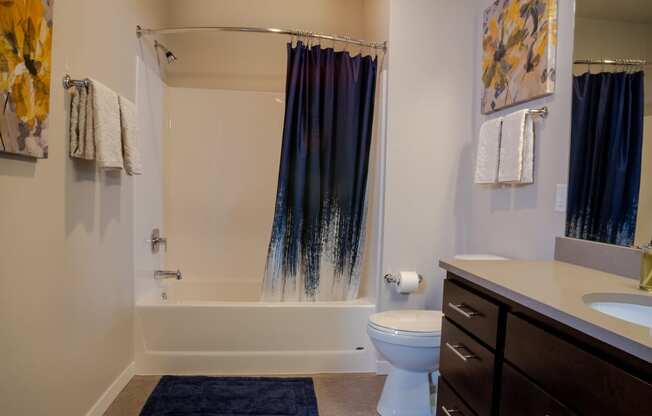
[
  {"x1": 262, "y1": 42, "x2": 378, "y2": 301},
  {"x1": 566, "y1": 71, "x2": 645, "y2": 246}
]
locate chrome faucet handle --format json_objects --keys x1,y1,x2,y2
[
  {"x1": 154, "y1": 269, "x2": 182, "y2": 280},
  {"x1": 148, "y1": 228, "x2": 167, "y2": 253}
]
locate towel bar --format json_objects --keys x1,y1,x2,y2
[
  {"x1": 62, "y1": 74, "x2": 90, "y2": 89},
  {"x1": 528, "y1": 106, "x2": 548, "y2": 118}
]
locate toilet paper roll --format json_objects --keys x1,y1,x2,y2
[{"x1": 398, "y1": 271, "x2": 420, "y2": 294}]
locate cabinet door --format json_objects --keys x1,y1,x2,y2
[
  {"x1": 500, "y1": 363, "x2": 575, "y2": 416},
  {"x1": 439, "y1": 318, "x2": 495, "y2": 416},
  {"x1": 505, "y1": 313, "x2": 652, "y2": 416}
]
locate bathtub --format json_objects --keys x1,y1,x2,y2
[{"x1": 135, "y1": 279, "x2": 377, "y2": 375}]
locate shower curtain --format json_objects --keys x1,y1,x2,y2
[
  {"x1": 566, "y1": 71, "x2": 645, "y2": 246},
  {"x1": 262, "y1": 42, "x2": 378, "y2": 301}
]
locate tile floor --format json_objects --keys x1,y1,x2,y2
[{"x1": 104, "y1": 373, "x2": 386, "y2": 416}]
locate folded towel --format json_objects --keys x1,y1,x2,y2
[
  {"x1": 498, "y1": 109, "x2": 533, "y2": 183},
  {"x1": 475, "y1": 117, "x2": 503, "y2": 184},
  {"x1": 69, "y1": 85, "x2": 94, "y2": 160},
  {"x1": 90, "y1": 78, "x2": 123, "y2": 170},
  {"x1": 118, "y1": 96, "x2": 143, "y2": 176}
]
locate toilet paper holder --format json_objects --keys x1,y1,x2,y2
[{"x1": 383, "y1": 273, "x2": 424, "y2": 286}]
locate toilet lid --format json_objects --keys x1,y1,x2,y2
[{"x1": 369, "y1": 310, "x2": 443, "y2": 334}]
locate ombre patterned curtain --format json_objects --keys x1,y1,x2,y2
[
  {"x1": 566, "y1": 71, "x2": 645, "y2": 246},
  {"x1": 262, "y1": 42, "x2": 378, "y2": 301}
]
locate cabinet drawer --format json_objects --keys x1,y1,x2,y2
[
  {"x1": 505, "y1": 313, "x2": 652, "y2": 416},
  {"x1": 443, "y1": 278, "x2": 499, "y2": 348},
  {"x1": 437, "y1": 378, "x2": 477, "y2": 416},
  {"x1": 439, "y1": 318, "x2": 494, "y2": 416},
  {"x1": 500, "y1": 363, "x2": 575, "y2": 416}
]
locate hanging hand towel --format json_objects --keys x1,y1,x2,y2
[
  {"x1": 89, "y1": 78, "x2": 123, "y2": 170},
  {"x1": 520, "y1": 112, "x2": 535, "y2": 184},
  {"x1": 474, "y1": 117, "x2": 502, "y2": 184},
  {"x1": 69, "y1": 84, "x2": 94, "y2": 160},
  {"x1": 498, "y1": 109, "x2": 533, "y2": 183},
  {"x1": 118, "y1": 96, "x2": 143, "y2": 175}
]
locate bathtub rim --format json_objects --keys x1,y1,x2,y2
[{"x1": 137, "y1": 296, "x2": 377, "y2": 308}]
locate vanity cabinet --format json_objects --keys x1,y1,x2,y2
[{"x1": 437, "y1": 275, "x2": 652, "y2": 416}]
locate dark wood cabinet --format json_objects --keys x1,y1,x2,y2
[
  {"x1": 437, "y1": 273, "x2": 652, "y2": 416},
  {"x1": 437, "y1": 378, "x2": 477, "y2": 416},
  {"x1": 442, "y1": 279, "x2": 500, "y2": 348},
  {"x1": 500, "y1": 362, "x2": 575, "y2": 416},
  {"x1": 505, "y1": 313, "x2": 652, "y2": 416},
  {"x1": 440, "y1": 318, "x2": 495, "y2": 416}
]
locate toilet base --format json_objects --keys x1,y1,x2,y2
[{"x1": 377, "y1": 367, "x2": 432, "y2": 416}]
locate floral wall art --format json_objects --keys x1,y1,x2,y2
[
  {"x1": 482, "y1": 0, "x2": 558, "y2": 114},
  {"x1": 0, "y1": 0, "x2": 54, "y2": 158}
]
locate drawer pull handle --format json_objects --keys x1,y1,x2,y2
[
  {"x1": 448, "y1": 302, "x2": 479, "y2": 319},
  {"x1": 441, "y1": 406, "x2": 463, "y2": 416},
  {"x1": 445, "y1": 342, "x2": 478, "y2": 362}
]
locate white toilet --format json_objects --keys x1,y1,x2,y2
[
  {"x1": 367, "y1": 309, "x2": 443, "y2": 416},
  {"x1": 369, "y1": 257, "x2": 507, "y2": 415}
]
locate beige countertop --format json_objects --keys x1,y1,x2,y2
[{"x1": 439, "y1": 259, "x2": 652, "y2": 363}]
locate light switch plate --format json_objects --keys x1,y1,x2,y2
[{"x1": 555, "y1": 184, "x2": 568, "y2": 212}]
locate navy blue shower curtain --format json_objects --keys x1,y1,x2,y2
[
  {"x1": 566, "y1": 71, "x2": 645, "y2": 246},
  {"x1": 262, "y1": 42, "x2": 378, "y2": 301}
]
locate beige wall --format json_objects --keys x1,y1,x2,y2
[
  {"x1": 465, "y1": 0, "x2": 575, "y2": 260},
  {"x1": 162, "y1": 0, "x2": 369, "y2": 91},
  {"x1": 380, "y1": 0, "x2": 477, "y2": 310},
  {"x1": 574, "y1": 16, "x2": 652, "y2": 245},
  {"x1": 0, "y1": 1, "x2": 166, "y2": 415}
]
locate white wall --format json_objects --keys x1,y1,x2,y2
[
  {"x1": 465, "y1": 0, "x2": 575, "y2": 260},
  {"x1": 380, "y1": 0, "x2": 477, "y2": 311},
  {"x1": 0, "y1": 1, "x2": 166, "y2": 415},
  {"x1": 134, "y1": 48, "x2": 167, "y2": 302},
  {"x1": 163, "y1": 88, "x2": 284, "y2": 285}
]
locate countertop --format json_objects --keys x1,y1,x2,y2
[{"x1": 439, "y1": 259, "x2": 652, "y2": 363}]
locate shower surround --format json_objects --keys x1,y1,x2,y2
[{"x1": 149, "y1": 85, "x2": 383, "y2": 374}]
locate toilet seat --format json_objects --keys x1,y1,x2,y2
[{"x1": 368, "y1": 310, "x2": 443, "y2": 336}]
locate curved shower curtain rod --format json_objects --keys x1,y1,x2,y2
[{"x1": 136, "y1": 25, "x2": 387, "y2": 51}]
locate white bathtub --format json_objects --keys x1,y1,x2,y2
[{"x1": 135, "y1": 279, "x2": 377, "y2": 375}]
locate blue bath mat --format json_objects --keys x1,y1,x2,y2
[{"x1": 140, "y1": 376, "x2": 319, "y2": 416}]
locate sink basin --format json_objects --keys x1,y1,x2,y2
[{"x1": 584, "y1": 293, "x2": 652, "y2": 329}]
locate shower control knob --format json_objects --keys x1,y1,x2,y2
[{"x1": 148, "y1": 228, "x2": 168, "y2": 253}]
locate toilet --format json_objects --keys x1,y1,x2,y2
[
  {"x1": 367, "y1": 309, "x2": 443, "y2": 416},
  {"x1": 369, "y1": 256, "x2": 507, "y2": 415}
]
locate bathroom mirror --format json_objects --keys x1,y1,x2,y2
[{"x1": 567, "y1": 0, "x2": 652, "y2": 247}]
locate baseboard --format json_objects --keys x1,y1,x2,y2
[
  {"x1": 376, "y1": 360, "x2": 391, "y2": 375},
  {"x1": 85, "y1": 361, "x2": 135, "y2": 416}
]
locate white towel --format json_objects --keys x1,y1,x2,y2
[
  {"x1": 69, "y1": 85, "x2": 94, "y2": 160},
  {"x1": 90, "y1": 78, "x2": 123, "y2": 170},
  {"x1": 498, "y1": 109, "x2": 534, "y2": 184},
  {"x1": 474, "y1": 117, "x2": 502, "y2": 184},
  {"x1": 118, "y1": 96, "x2": 143, "y2": 176},
  {"x1": 521, "y1": 112, "x2": 535, "y2": 184}
]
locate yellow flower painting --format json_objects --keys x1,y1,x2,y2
[
  {"x1": 0, "y1": 0, "x2": 53, "y2": 158},
  {"x1": 482, "y1": 0, "x2": 557, "y2": 114}
]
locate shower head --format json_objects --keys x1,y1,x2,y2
[{"x1": 154, "y1": 40, "x2": 177, "y2": 64}]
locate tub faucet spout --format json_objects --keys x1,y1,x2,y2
[{"x1": 155, "y1": 269, "x2": 183, "y2": 280}]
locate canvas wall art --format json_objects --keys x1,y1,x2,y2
[
  {"x1": 482, "y1": 0, "x2": 557, "y2": 114},
  {"x1": 0, "y1": 0, "x2": 54, "y2": 158}
]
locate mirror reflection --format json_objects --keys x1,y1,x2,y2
[{"x1": 567, "y1": 0, "x2": 652, "y2": 247}]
